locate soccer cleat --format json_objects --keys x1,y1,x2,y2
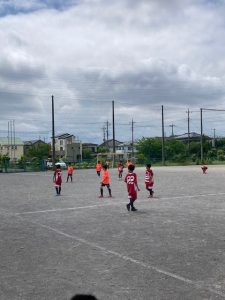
[
  {"x1": 98, "y1": 195, "x2": 103, "y2": 198},
  {"x1": 126, "y1": 204, "x2": 130, "y2": 211},
  {"x1": 108, "y1": 195, "x2": 112, "y2": 198},
  {"x1": 131, "y1": 207, "x2": 137, "y2": 211}
]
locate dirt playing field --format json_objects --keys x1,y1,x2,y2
[{"x1": 1, "y1": 165, "x2": 225, "y2": 299}]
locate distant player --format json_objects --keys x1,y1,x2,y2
[
  {"x1": 66, "y1": 162, "x2": 74, "y2": 182},
  {"x1": 99, "y1": 165, "x2": 112, "y2": 198},
  {"x1": 105, "y1": 160, "x2": 110, "y2": 169},
  {"x1": 117, "y1": 160, "x2": 124, "y2": 180},
  {"x1": 145, "y1": 164, "x2": 154, "y2": 197},
  {"x1": 201, "y1": 162, "x2": 208, "y2": 174},
  {"x1": 124, "y1": 164, "x2": 140, "y2": 211},
  {"x1": 126, "y1": 159, "x2": 133, "y2": 168},
  {"x1": 96, "y1": 160, "x2": 102, "y2": 177},
  {"x1": 53, "y1": 164, "x2": 62, "y2": 195}
]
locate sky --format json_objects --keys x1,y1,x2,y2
[{"x1": 1, "y1": 0, "x2": 225, "y2": 144}]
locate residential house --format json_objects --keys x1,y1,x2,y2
[
  {"x1": 98, "y1": 139, "x2": 137, "y2": 160},
  {"x1": 53, "y1": 133, "x2": 82, "y2": 162},
  {"x1": 116, "y1": 142, "x2": 138, "y2": 160},
  {"x1": 0, "y1": 137, "x2": 24, "y2": 161},
  {"x1": 98, "y1": 139, "x2": 122, "y2": 153},
  {"x1": 82, "y1": 143, "x2": 98, "y2": 154},
  {"x1": 23, "y1": 139, "x2": 48, "y2": 157}
]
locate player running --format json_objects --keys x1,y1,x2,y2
[{"x1": 124, "y1": 164, "x2": 140, "y2": 211}]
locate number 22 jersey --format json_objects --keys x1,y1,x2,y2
[{"x1": 124, "y1": 172, "x2": 138, "y2": 200}]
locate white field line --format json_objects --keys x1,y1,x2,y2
[
  {"x1": 15, "y1": 192, "x2": 225, "y2": 215},
  {"x1": 29, "y1": 220, "x2": 225, "y2": 298}
]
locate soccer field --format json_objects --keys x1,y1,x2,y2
[{"x1": 1, "y1": 165, "x2": 225, "y2": 300}]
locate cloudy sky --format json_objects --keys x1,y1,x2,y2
[{"x1": 1, "y1": 0, "x2": 225, "y2": 143}]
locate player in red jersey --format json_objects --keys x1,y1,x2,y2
[
  {"x1": 145, "y1": 163, "x2": 154, "y2": 198},
  {"x1": 124, "y1": 164, "x2": 140, "y2": 211},
  {"x1": 201, "y1": 162, "x2": 208, "y2": 174},
  {"x1": 117, "y1": 160, "x2": 124, "y2": 180},
  {"x1": 53, "y1": 164, "x2": 62, "y2": 195}
]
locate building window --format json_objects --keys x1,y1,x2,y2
[{"x1": 60, "y1": 140, "x2": 63, "y2": 145}]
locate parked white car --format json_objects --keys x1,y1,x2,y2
[
  {"x1": 55, "y1": 161, "x2": 67, "y2": 169},
  {"x1": 46, "y1": 161, "x2": 53, "y2": 168}
]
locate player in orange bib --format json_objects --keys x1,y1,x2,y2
[
  {"x1": 99, "y1": 165, "x2": 112, "y2": 198},
  {"x1": 96, "y1": 160, "x2": 102, "y2": 177},
  {"x1": 66, "y1": 162, "x2": 74, "y2": 182}
]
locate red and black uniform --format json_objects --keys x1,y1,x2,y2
[
  {"x1": 124, "y1": 171, "x2": 140, "y2": 211},
  {"x1": 117, "y1": 162, "x2": 124, "y2": 179},
  {"x1": 201, "y1": 165, "x2": 208, "y2": 174},
  {"x1": 145, "y1": 169, "x2": 154, "y2": 197},
  {"x1": 53, "y1": 168, "x2": 62, "y2": 195},
  {"x1": 125, "y1": 172, "x2": 138, "y2": 201}
]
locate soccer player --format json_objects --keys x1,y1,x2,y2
[
  {"x1": 145, "y1": 163, "x2": 154, "y2": 197},
  {"x1": 124, "y1": 164, "x2": 140, "y2": 211},
  {"x1": 53, "y1": 164, "x2": 62, "y2": 195},
  {"x1": 117, "y1": 160, "x2": 124, "y2": 180},
  {"x1": 96, "y1": 160, "x2": 102, "y2": 177},
  {"x1": 66, "y1": 162, "x2": 74, "y2": 182},
  {"x1": 201, "y1": 162, "x2": 208, "y2": 174},
  {"x1": 99, "y1": 165, "x2": 112, "y2": 198},
  {"x1": 126, "y1": 159, "x2": 133, "y2": 168}
]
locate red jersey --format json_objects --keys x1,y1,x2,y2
[
  {"x1": 118, "y1": 163, "x2": 124, "y2": 172},
  {"x1": 145, "y1": 169, "x2": 154, "y2": 188},
  {"x1": 54, "y1": 170, "x2": 62, "y2": 186},
  {"x1": 124, "y1": 172, "x2": 138, "y2": 200}
]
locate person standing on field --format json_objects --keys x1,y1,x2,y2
[
  {"x1": 53, "y1": 164, "x2": 62, "y2": 195},
  {"x1": 66, "y1": 162, "x2": 74, "y2": 182},
  {"x1": 96, "y1": 160, "x2": 102, "y2": 177},
  {"x1": 145, "y1": 163, "x2": 154, "y2": 198},
  {"x1": 99, "y1": 164, "x2": 112, "y2": 198},
  {"x1": 124, "y1": 164, "x2": 140, "y2": 211}
]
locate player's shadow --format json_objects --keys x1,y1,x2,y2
[{"x1": 71, "y1": 294, "x2": 98, "y2": 300}]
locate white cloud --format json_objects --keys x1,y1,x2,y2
[{"x1": 1, "y1": 0, "x2": 225, "y2": 142}]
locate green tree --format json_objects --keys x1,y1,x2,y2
[
  {"x1": 217, "y1": 149, "x2": 225, "y2": 161},
  {"x1": 82, "y1": 148, "x2": 92, "y2": 159},
  {"x1": 136, "y1": 137, "x2": 162, "y2": 163},
  {"x1": 27, "y1": 144, "x2": 51, "y2": 160},
  {"x1": 165, "y1": 140, "x2": 186, "y2": 161},
  {"x1": 97, "y1": 146, "x2": 109, "y2": 153}
]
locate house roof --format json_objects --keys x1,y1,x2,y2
[
  {"x1": 55, "y1": 133, "x2": 74, "y2": 139},
  {"x1": 82, "y1": 143, "x2": 98, "y2": 147},
  {"x1": 0, "y1": 137, "x2": 24, "y2": 145},
  {"x1": 23, "y1": 139, "x2": 46, "y2": 145},
  {"x1": 169, "y1": 132, "x2": 210, "y2": 139},
  {"x1": 99, "y1": 139, "x2": 123, "y2": 148}
]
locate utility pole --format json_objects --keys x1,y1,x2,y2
[
  {"x1": 13, "y1": 120, "x2": 15, "y2": 161},
  {"x1": 52, "y1": 95, "x2": 56, "y2": 168},
  {"x1": 186, "y1": 108, "x2": 191, "y2": 157},
  {"x1": 169, "y1": 123, "x2": 175, "y2": 136},
  {"x1": 131, "y1": 118, "x2": 135, "y2": 159},
  {"x1": 102, "y1": 126, "x2": 106, "y2": 142},
  {"x1": 200, "y1": 108, "x2": 203, "y2": 162},
  {"x1": 161, "y1": 105, "x2": 165, "y2": 165},
  {"x1": 112, "y1": 100, "x2": 115, "y2": 167},
  {"x1": 212, "y1": 128, "x2": 216, "y2": 148},
  {"x1": 106, "y1": 120, "x2": 110, "y2": 141}
]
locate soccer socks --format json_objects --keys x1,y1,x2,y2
[{"x1": 107, "y1": 186, "x2": 112, "y2": 197}]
